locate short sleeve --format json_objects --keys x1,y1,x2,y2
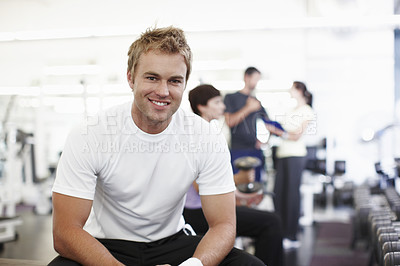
[
  {"x1": 52, "y1": 124, "x2": 99, "y2": 200},
  {"x1": 196, "y1": 120, "x2": 235, "y2": 196},
  {"x1": 258, "y1": 106, "x2": 269, "y2": 121}
]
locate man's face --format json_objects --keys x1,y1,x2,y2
[
  {"x1": 246, "y1": 72, "x2": 261, "y2": 91},
  {"x1": 127, "y1": 50, "x2": 187, "y2": 134}
]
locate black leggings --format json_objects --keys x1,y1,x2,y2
[
  {"x1": 273, "y1": 156, "x2": 307, "y2": 240},
  {"x1": 183, "y1": 207, "x2": 284, "y2": 266},
  {"x1": 48, "y1": 230, "x2": 264, "y2": 266}
]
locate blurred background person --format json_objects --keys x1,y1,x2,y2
[
  {"x1": 268, "y1": 81, "x2": 315, "y2": 249},
  {"x1": 184, "y1": 84, "x2": 284, "y2": 266},
  {"x1": 223, "y1": 67, "x2": 269, "y2": 183}
]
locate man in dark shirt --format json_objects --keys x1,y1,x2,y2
[{"x1": 224, "y1": 67, "x2": 269, "y2": 182}]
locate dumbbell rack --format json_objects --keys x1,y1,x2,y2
[{"x1": 352, "y1": 185, "x2": 400, "y2": 266}]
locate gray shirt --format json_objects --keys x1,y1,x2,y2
[{"x1": 224, "y1": 92, "x2": 269, "y2": 150}]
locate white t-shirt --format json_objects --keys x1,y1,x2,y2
[
  {"x1": 52, "y1": 102, "x2": 235, "y2": 242},
  {"x1": 276, "y1": 104, "x2": 315, "y2": 158}
]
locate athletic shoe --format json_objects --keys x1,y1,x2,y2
[{"x1": 283, "y1": 238, "x2": 301, "y2": 249}]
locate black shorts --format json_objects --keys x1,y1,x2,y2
[{"x1": 48, "y1": 229, "x2": 264, "y2": 266}]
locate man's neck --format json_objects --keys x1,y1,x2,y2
[
  {"x1": 239, "y1": 87, "x2": 252, "y2": 95},
  {"x1": 131, "y1": 104, "x2": 171, "y2": 134}
]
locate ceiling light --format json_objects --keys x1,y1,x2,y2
[
  {"x1": 0, "y1": 86, "x2": 40, "y2": 96},
  {"x1": 43, "y1": 65, "x2": 101, "y2": 76},
  {"x1": 42, "y1": 85, "x2": 84, "y2": 95},
  {"x1": 1, "y1": 15, "x2": 400, "y2": 43}
]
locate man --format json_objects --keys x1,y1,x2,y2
[
  {"x1": 50, "y1": 26, "x2": 264, "y2": 266},
  {"x1": 224, "y1": 67, "x2": 269, "y2": 182}
]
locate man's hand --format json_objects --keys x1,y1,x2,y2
[
  {"x1": 244, "y1": 97, "x2": 261, "y2": 113},
  {"x1": 224, "y1": 96, "x2": 261, "y2": 128},
  {"x1": 265, "y1": 123, "x2": 285, "y2": 136},
  {"x1": 235, "y1": 190, "x2": 264, "y2": 207}
]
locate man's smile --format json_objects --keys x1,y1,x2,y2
[{"x1": 150, "y1": 99, "x2": 170, "y2": 107}]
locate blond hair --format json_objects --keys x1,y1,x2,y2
[{"x1": 127, "y1": 26, "x2": 192, "y2": 82}]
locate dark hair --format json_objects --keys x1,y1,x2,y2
[
  {"x1": 188, "y1": 84, "x2": 221, "y2": 116},
  {"x1": 244, "y1": 66, "x2": 261, "y2": 76},
  {"x1": 293, "y1": 81, "x2": 313, "y2": 107}
]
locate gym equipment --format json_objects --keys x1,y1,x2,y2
[
  {"x1": 384, "y1": 251, "x2": 400, "y2": 266},
  {"x1": 233, "y1": 156, "x2": 266, "y2": 207},
  {"x1": 383, "y1": 242, "x2": 400, "y2": 266},
  {"x1": 234, "y1": 156, "x2": 262, "y2": 171},
  {"x1": 0, "y1": 124, "x2": 22, "y2": 248},
  {"x1": 351, "y1": 184, "x2": 400, "y2": 266},
  {"x1": 365, "y1": 123, "x2": 400, "y2": 191},
  {"x1": 233, "y1": 156, "x2": 263, "y2": 194},
  {"x1": 0, "y1": 121, "x2": 54, "y2": 248},
  {"x1": 379, "y1": 232, "x2": 400, "y2": 264},
  {"x1": 6, "y1": 128, "x2": 53, "y2": 215}
]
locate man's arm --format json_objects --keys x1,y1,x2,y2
[
  {"x1": 224, "y1": 97, "x2": 261, "y2": 128},
  {"x1": 192, "y1": 192, "x2": 236, "y2": 266},
  {"x1": 52, "y1": 192, "x2": 123, "y2": 266}
]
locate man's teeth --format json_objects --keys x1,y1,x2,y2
[{"x1": 152, "y1": 100, "x2": 168, "y2": 106}]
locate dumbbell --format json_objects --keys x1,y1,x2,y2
[
  {"x1": 369, "y1": 211, "x2": 396, "y2": 238},
  {"x1": 377, "y1": 226, "x2": 400, "y2": 265},
  {"x1": 233, "y1": 156, "x2": 263, "y2": 194},
  {"x1": 369, "y1": 209, "x2": 394, "y2": 222},
  {"x1": 385, "y1": 187, "x2": 400, "y2": 201},
  {"x1": 369, "y1": 212, "x2": 397, "y2": 264},
  {"x1": 379, "y1": 231, "x2": 400, "y2": 265},
  {"x1": 384, "y1": 251, "x2": 400, "y2": 266},
  {"x1": 370, "y1": 213, "x2": 398, "y2": 242},
  {"x1": 351, "y1": 204, "x2": 373, "y2": 248},
  {"x1": 383, "y1": 188, "x2": 400, "y2": 224},
  {"x1": 356, "y1": 205, "x2": 372, "y2": 235},
  {"x1": 382, "y1": 242, "x2": 400, "y2": 266},
  {"x1": 368, "y1": 208, "x2": 395, "y2": 224}
]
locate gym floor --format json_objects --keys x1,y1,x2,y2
[
  {"x1": 0, "y1": 203, "x2": 355, "y2": 266},
  {"x1": 0, "y1": 206, "x2": 57, "y2": 264}
]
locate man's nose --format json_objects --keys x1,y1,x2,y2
[{"x1": 155, "y1": 81, "x2": 169, "y2": 97}]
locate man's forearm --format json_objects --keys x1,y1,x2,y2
[
  {"x1": 191, "y1": 223, "x2": 236, "y2": 266},
  {"x1": 54, "y1": 227, "x2": 123, "y2": 266},
  {"x1": 224, "y1": 107, "x2": 252, "y2": 128}
]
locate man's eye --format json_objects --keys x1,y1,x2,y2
[
  {"x1": 170, "y1": 79, "x2": 182, "y2": 84},
  {"x1": 147, "y1": 76, "x2": 156, "y2": 81}
]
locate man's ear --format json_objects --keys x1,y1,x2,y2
[{"x1": 127, "y1": 70, "x2": 134, "y2": 88}]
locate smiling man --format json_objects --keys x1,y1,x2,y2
[
  {"x1": 49, "y1": 26, "x2": 264, "y2": 266},
  {"x1": 127, "y1": 51, "x2": 186, "y2": 134}
]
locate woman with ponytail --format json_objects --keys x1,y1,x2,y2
[{"x1": 267, "y1": 81, "x2": 315, "y2": 249}]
